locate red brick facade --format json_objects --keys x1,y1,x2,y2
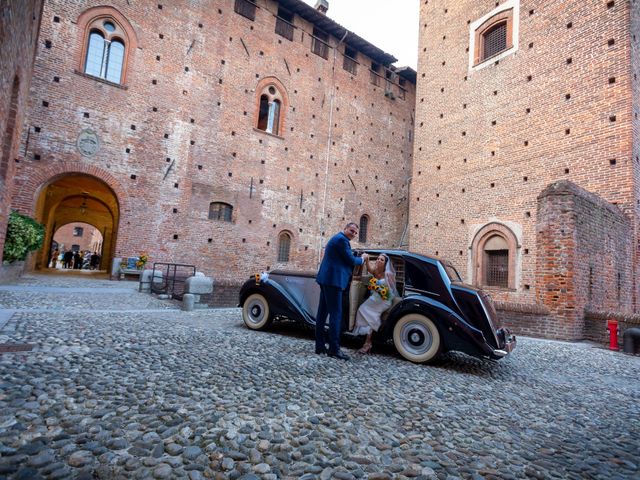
[
  {"x1": 6, "y1": 0, "x2": 638, "y2": 342},
  {"x1": 0, "y1": 0, "x2": 44, "y2": 263},
  {"x1": 413, "y1": 0, "x2": 640, "y2": 339},
  {"x1": 9, "y1": 0, "x2": 415, "y2": 283}
]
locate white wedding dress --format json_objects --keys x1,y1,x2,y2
[{"x1": 353, "y1": 278, "x2": 392, "y2": 336}]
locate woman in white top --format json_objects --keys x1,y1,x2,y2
[{"x1": 353, "y1": 254, "x2": 398, "y2": 354}]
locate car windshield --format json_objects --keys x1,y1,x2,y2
[{"x1": 443, "y1": 263, "x2": 462, "y2": 282}]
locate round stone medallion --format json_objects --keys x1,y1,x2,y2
[{"x1": 77, "y1": 129, "x2": 100, "y2": 157}]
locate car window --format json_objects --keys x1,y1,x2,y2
[
  {"x1": 443, "y1": 263, "x2": 462, "y2": 282},
  {"x1": 405, "y1": 261, "x2": 448, "y2": 298}
]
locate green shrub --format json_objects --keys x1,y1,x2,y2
[{"x1": 3, "y1": 211, "x2": 45, "y2": 263}]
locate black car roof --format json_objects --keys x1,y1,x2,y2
[{"x1": 357, "y1": 248, "x2": 444, "y2": 265}]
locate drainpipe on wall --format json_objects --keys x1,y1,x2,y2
[{"x1": 316, "y1": 29, "x2": 349, "y2": 267}]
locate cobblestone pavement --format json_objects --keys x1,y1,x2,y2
[{"x1": 0, "y1": 273, "x2": 638, "y2": 479}]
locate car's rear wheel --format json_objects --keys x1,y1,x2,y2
[
  {"x1": 242, "y1": 293, "x2": 273, "y2": 330},
  {"x1": 393, "y1": 313, "x2": 441, "y2": 363}
]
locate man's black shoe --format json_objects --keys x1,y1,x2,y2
[
  {"x1": 327, "y1": 350, "x2": 350, "y2": 361},
  {"x1": 315, "y1": 347, "x2": 327, "y2": 355}
]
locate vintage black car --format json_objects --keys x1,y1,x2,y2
[{"x1": 239, "y1": 249, "x2": 516, "y2": 363}]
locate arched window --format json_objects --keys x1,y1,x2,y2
[
  {"x1": 359, "y1": 215, "x2": 369, "y2": 243},
  {"x1": 277, "y1": 231, "x2": 291, "y2": 262},
  {"x1": 83, "y1": 20, "x2": 126, "y2": 83},
  {"x1": 257, "y1": 86, "x2": 282, "y2": 135},
  {"x1": 209, "y1": 202, "x2": 233, "y2": 222},
  {"x1": 78, "y1": 7, "x2": 137, "y2": 85},
  {"x1": 470, "y1": 2, "x2": 517, "y2": 68},
  {"x1": 254, "y1": 79, "x2": 288, "y2": 136},
  {"x1": 471, "y1": 223, "x2": 519, "y2": 290}
]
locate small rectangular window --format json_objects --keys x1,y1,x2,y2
[
  {"x1": 398, "y1": 77, "x2": 406, "y2": 99},
  {"x1": 209, "y1": 202, "x2": 233, "y2": 222},
  {"x1": 486, "y1": 250, "x2": 508, "y2": 287},
  {"x1": 358, "y1": 215, "x2": 368, "y2": 242},
  {"x1": 311, "y1": 27, "x2": 329, "y2": 60},
  {"x1": 234, "y1": 0, "x2": 257, "y2": 21},
  {"x1": 343, "y1": 46, "x2": 358, "y2": 75},
  {"x1": 73, "y1": 227, "x2": 84, "y2": 237},
  {"x1": 370, "y1": 62, "x2": 381, "y2": 86},
  {"x1": 275, "y1": 7, "x2": 294, "y2": 41}
]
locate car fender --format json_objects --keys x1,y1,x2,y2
[
  {"x1": 239, "y1": 278, "x2": 314, "y2": 325},
  {"x1": 382, "y1": 295, "x2": 491, "y2": 354}
]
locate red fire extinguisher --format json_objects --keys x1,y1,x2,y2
[{"x1": 607, "y1": 319, "x2": 619, "y2": 351}]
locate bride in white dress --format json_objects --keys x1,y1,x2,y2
[{"x1": 353, "y1": 254, "x2": 398, "y2": 353}]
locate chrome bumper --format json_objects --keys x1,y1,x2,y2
[{"x1": 493, "y1": 331, "x2": 516, "y2": 357}]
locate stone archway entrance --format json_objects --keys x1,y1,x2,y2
[{"x1": 35, "y1": 174, "x2": 119, "y2": 273}]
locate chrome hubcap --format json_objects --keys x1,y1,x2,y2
[
  {"x1": 401, "y1": 321, "x2": 432, "y2": 355},
  {"x1": 247, "y1": 299, "x2": 265, "y2": 324}
]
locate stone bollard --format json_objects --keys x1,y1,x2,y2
[
  {"x1": 184, "y1": 275, "x2": 213, "y2": 309},
  {"x1": 183, "y1": 293, "x2": 195, "y2": 311},
  {"x1": 139, "y1": 269, "x2": 162, "y2": 293}
]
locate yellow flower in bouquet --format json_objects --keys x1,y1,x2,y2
[
  {"x1": 135, "y1": 253, "x2": 149, "y2": 269},
  {"x1": 367, "y1": 277, "x2": 389, "y2": 301}
]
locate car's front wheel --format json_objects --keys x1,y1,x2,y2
[
  {"x1": 393, "y1": 313, "x2": 441, "y2": 363},
  {"x1": 242, "y1": 293, "x2": 273, "y2": 330}
]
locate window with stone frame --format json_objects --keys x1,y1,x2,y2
[
  {"x1": 471, "y1": 223, "x2": 518, "y2": 290},
  {"x1": 73, "y1": 227, "x2": 84, "y2": 237},
  {"x1": 78, "y1": 7, "x2": 137, "y2": 86},
  {"x1": 234, "y1": 0, "x2": 257, "y2": 21},
  {"x1": 470, "y1": 0, "x2": 518, "y2": 69},
  {"x1": 256, "y1": 85, "x2": 283, "y2": 136},
  {"x1": 359, "y1": 215, "x2": 369, "y2": 243},
  {"x1": 208, "y1": 202, "x2": 233, "y2": 222},
  {"x1": 83, "y1": 19, "x2": 126, "y2": 83},
  {"x1": 277, "y1": 231, "x2": 291, "y2": 262}
]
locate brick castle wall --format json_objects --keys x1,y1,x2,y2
[
  {"x1": 412, "y1": 0, "x2": 638, "y2": 337},
  {"x1": 0, "y1": 0, "x2": 44, "y2": 264},
  {"x1": 535, "y1": 181, "x2": 632, "y2": 340},
  {"x1": 11, "y1": 0, "x2": 415, "y2": 286}
]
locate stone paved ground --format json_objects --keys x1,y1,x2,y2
[{"x1": 0, "y1": 273, "x2": 638, "y2": 480}]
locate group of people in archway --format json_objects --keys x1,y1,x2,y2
[{"x1": 50, "y1": 249, "x2": 101, "y2": 270}]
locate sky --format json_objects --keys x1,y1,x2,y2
[{"x1": 301, "y1": 0, "x2": 419, "y2": 69}]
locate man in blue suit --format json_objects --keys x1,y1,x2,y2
[{"x1": 315, "y1": 222, "x2": 368, "y2": 360}]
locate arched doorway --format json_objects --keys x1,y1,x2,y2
[
  {"x1": 50, "y1": 222, "x2": 104, "y2": 269},
  {"x1": 35, "y1": 174, "x2": 119, "y2": 273}
]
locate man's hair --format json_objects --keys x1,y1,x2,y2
[{"x1": 345, "y1": 222, "x2": 358, "y2": 230}]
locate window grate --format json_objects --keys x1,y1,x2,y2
[
  {"x1": 486, "y1": 249, "x2": 508, "y2": 287},
  {"x1": 483, "y1": 22, "x2": 507, "y2": 59},
  {"x1": 359, "y1": 216, "x2": 369, "y2": 243},
  {"x1": 278, "y1": 233, "x2": 291, "y2": 262},
  {"x1": 234, "y1": 0, "x2": 257, "y2": 21},
  {"x1": 209, "y1": 202, "x2": 233, "y2": 222}
]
